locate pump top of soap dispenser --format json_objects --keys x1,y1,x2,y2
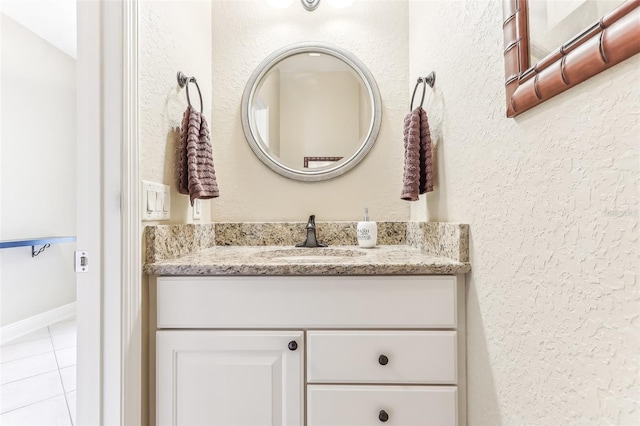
[{"x1": 364, "y1": 208, "x2": 370, "y2": 221}]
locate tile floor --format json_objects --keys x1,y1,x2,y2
[{"x1": 0, "y1": 319, "x2": 76, "y2": 425}]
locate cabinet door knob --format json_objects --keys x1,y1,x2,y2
[
  {"x1": 378, "y1": 410, "x2": 389, "y2": 422},
  {"x1": 288, "y1": 340, "x2": 298, "y2": 351},
  {"x1": 378, "y1": 354, "x2": 389, "y2": 365}
]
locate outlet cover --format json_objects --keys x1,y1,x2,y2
[{"x1": 193, "y1": 199, "x2": 202, "y2": 220}]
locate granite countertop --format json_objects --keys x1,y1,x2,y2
[
  {"x1": 144, "y1": 244, "x2": 471, "y2": 276},
  {"x1": 143, "y1": 221, "x2": 471, "y2": 276}
]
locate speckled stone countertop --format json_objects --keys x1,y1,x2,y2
[
  {"x1": 144, "y1": 245, "x2": 470, "y2": 275},
  {"x1": 144, "y1": 222, "x2": 471, "y2": 276}
]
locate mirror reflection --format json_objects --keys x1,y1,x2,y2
[
  {"x1": 527, "y1": 0, "x2": 625, "y2": 64},
  {"x1": 253, "y1": 52, "x2": 371, "y2": 171},
  {"x1": 242, "y1": 42, "x2": 381, "y2": 182}
]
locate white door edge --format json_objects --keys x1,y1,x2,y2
[
  {"x1": 76, "y1": 0, "x2": 141, "y2": 424},
  {"x1": 76, "y1": 1, "x2": 103, "y2": 423}
]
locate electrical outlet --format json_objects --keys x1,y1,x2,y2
[{"x1": 193, "y1": 199, "x2": 202, "y2": 220}]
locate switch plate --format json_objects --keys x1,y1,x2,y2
[
  {"x1": 193, "y1": 199, "x2": 202, "y2": 220},
  {"x1": 142, "y1": 180, "x2": 170, "y2": 221}
]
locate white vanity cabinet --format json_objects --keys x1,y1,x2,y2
[{"x1": 152, "y1": 275, "x2": 466, "y2": 426}]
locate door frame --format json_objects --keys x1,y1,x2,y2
[
  {"x1": 76, "y1": 0, "x2": 141, "y2": 423},
  {"x1": 120, "y1": 0, "x2": 142, "y2": 423}
]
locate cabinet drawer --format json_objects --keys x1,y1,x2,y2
[
  {"x1": 156, "y1": 276, "x2": 456, "y2": 329},
  {"x1": 307, "y1": 385, "x2": 457, "y2": 426},
  {"x1": 307, "y1": 331, "x2": 457, "y2": 384}
]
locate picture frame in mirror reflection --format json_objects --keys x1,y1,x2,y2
[
  {"x1": 304, "y1": 156, "x2": 343, "y2": 169},
  {"x1": 241, "y1": 42, "x2": 382, "y2": 182}
]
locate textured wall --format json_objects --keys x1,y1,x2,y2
[
  {"x1": 1, "y1": 14, "x2": 76, "y2": 326},
  {"x1": 140, "y1": 0, "x2": 409, "y2": 223},
  {"x1": 409, "y1": 1, "x2": 639, "y2": 424},
  {"x1": 139, "y1": 0, "x2": 213, "y2": 224},
  {"x1": 210, "y1": 1, "x2": 409, "y2": 222}
]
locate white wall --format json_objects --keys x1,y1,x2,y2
[
  {"x1": 0, "y1": 14, "x2": 77, "y2": 326},
  {"x1": 359, "y1": 79, "x2": 368, "y2": 141},
  {"x1": 257, "y1": 71, "x2": 281, "y2": 155},
  {"x1": 139, "y1": 1, "x2": 408, "y2": 223},
  {"x1": 211, "y1": 0, "x2": 409, "y2": 222},
  {"x1": 139, "y1": 0, "x2": 213, "y2": 224},
  {"x1": 279, "y1": 71, "x2": 360, "y2": 168},
  {"x1": 409, "y1": 1, "x2": 639, "y2": 424}
]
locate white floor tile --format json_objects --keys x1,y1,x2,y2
[
  {"x1": 0, "y1": 352, "x2": 58, "y2": 385},
  {"x1": 0, "y1": 371, "x2": 64, "y2": 414},
  {"x1": 54, "y1": 347, "x2": 76, "y2": 369},
  {"x1": 51, "y1": 333, "x2": 76, "y2": 351},
  {"x1": 0, "y1": 338, "x2": 54, "y2": 364},
  {"x1": 59, "y1": 366, "x2": 76, "y2": 393},
  {"x1": 1, "y1": 328, "x2": 50, "y2": 346},
  {"x1": 48, "y1": 320, "x2": 76, "y2": 337},
  {"x1": 0, "y1": 395, "x2": 71, "y2": 425},
  {"x1": 65, "y1": 391, "x2": 76, "y2": 425}
]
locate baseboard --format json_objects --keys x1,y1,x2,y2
[{"x1": 0, "y1": 302, "x2": 77, "y2": 345}]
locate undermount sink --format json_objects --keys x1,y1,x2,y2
[{"x1": 258, "y1": 247, "x2": 367, "y2": 262}]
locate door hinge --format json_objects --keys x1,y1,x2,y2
[{"x1": 75, "y1": 251, "x2": 89, "y2": 273}]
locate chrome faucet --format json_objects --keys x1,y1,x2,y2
[{"x1": 296, "y1": 215, "x2": 327, "y2": 248}]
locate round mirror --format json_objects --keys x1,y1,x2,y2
[{"x1": 241, "y1": 42, "x2": 382, "y2": 181}]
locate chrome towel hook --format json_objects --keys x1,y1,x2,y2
[
  {"x1": 410, "y1": 71, "x2": 436, "y2": 111},
  {"x1": 177, "y1": 71, "x2": 203, "y2": 114}
]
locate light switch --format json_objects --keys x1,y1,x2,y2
[
  {"x1": 162, "y1": 194, "x2": 169, "y2": 212},
  {"x1": 161, "y1": 188, "x2": 170, "y2": 219},
  {"x1": 146, "y1": 190, "x2": 155, "y2": 213},
  {"x1": 142, "y1": 180, "x2": 171, "y2": 221},
  {"x1": 156, "y1": 191, "x2": 164, "y2": 212}
]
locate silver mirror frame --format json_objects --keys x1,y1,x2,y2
[{"x1": 241, "y1": 42, "x2": 382, "y2": 182}]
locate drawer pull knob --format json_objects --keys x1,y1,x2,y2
[
  {"x1": 288, "y1": 340, "x2": 298, "y2": 351},
  {"x1": 378, "y1": 410, "x2": 389, "y2": 422},
  {"x1": 378, "y1": 354, "x2": 389, "y2": 365}
]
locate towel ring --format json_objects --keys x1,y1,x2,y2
[
  {"x1": 410, "y1": 71, "x2": 436, "y2": 111},
  {"x1": 177, "y1": 71, "x2": 203, "y2": 113}
]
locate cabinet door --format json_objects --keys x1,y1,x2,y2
[{"x1": 157, "y1": 330, "x2": 304, "y2": 426}]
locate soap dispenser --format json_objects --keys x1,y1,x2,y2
[{"x1": 357, "y1": 208, "x2": 377, "y2": 248}]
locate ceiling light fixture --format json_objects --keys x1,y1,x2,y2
[{"x1": 300, "y1": 0, "x2": 320, "y2": 11}]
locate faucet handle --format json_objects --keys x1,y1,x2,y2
[{"x1": 306, "y1": 215, "x2": 316, "y2": 228}]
